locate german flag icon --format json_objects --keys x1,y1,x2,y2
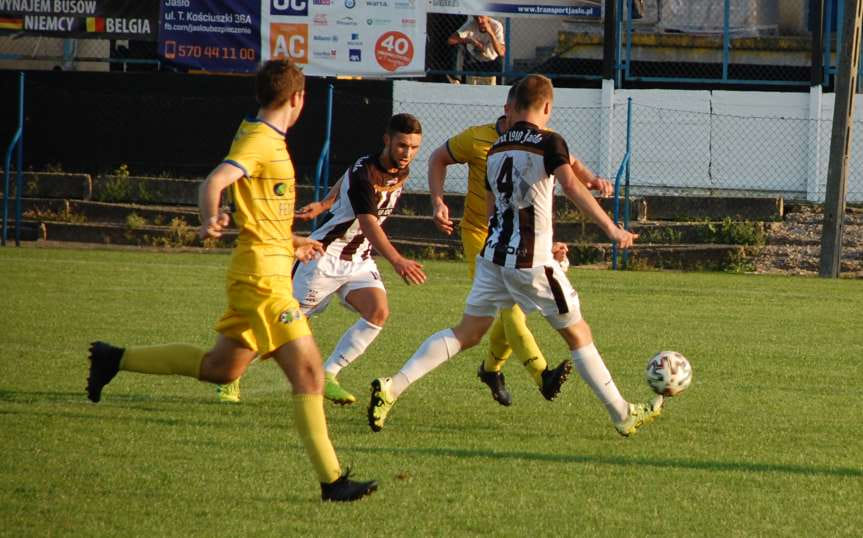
[{"x1": 0, "y1": 18, "x2": 24, "y2": 31}]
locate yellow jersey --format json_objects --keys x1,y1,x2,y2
[
  {"x1": 445, "y1": 117, "x2": 505, "y2": 235},
  {"x1": 222, "y1": 117, "x2": 297, "y2": 279}
]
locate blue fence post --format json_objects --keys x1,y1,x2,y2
[
  {"x1": 622, "y1": 96, "x2": 632, "y2": 268},
  {"x1": 615, "y1": 0, "x2": 624, "y2": 87},
  {"x1": 823, "y1": 0, "x2": 834, "y2": 86},
  {"x1": 624, "y1": 0, "x2": 633, "y2": 80},
  {"x1": 612, "y1": 97, "x2": 633, "y2": 270},
  {"x1": 2, "y1": 72, "x2": 24, "y2": 247},
  {"x1": 312, "y1": 81, "x2": 334, "y2": 232},
  {"x1": 722, "y1": 0, "x2": 730, "y2": 81}
]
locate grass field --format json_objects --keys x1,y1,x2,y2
[{"x1": 1, "y1": 246, "x2": 861, "y2": 536}]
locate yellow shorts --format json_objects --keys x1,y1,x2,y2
[
  {"x1": 214, "y1": 274, "x2": 312, "y2": 355},
  {"x1": 461, "y1": 225, "x2": 488, "y2": 279}
]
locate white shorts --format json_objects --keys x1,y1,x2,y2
[
  {"x1": 465, "y1": 257, "x2": 582, "y2": 330},
  {"x1": 292, "y1": 254, "x2": 386, "y2": 316}
]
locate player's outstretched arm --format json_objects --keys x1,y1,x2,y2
[
  {"x1": 357, "y1": 213, "x2": 426, "y2": 285},
  {"x1": 198, "y1": 162, "x2": 244, "y2": 239},
  {"x1": 296, "y1": 177, "x2": 344, "y2": 221},
  {"x1": 555, "y1": 163, "x2": 637, "y2": 249},
  {"x1": 428, "y1": 145, "x2": 458, "y2": 235}
]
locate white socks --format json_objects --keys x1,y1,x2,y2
[
  {"x1": 571, "y1": 343, "x2": 629, "y2": 423},
  {"x1": 323, "y1": 318, "x2": 382, "y2": 376},
  {"x1": 390, "y1": 329, "x2": 462, "y2": 398}
]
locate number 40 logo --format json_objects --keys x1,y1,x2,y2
[{"x1": 374, "y1": 31, "x2": 413, "y2": 72}]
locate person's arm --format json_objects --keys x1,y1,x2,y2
[
  {"x1": 487, "y1": 21, "x2": 506, "y2": 57},
  {"x1": 198, "y1": 162, "x2": 244, "y2": 239},
  {"x1": 428, "y1": 144, "x2": 459, "y2": 235},
  {"x1": 570, "y1": 155, "x2": 613, "y2": 197},
  {"x1": 357, "y1": 214, "x2": 426, "y2": 285},
  {"x1": 555, "y1": 164, "x2": 637, "y2": 248},
  {"x1": 292, "y1": 235, "x2": 324, "y2": 263},
  {"x1": 296, "y1": 176, "x2": 344, "y2": 221}
]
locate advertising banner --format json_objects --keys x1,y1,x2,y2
[
  {"x1": 261, "y1": 0, "x2": 426, "y2": 77},
  {"x1": 159, "y1": 0, "x2": 261, "y2": 72},
  {"x1": 0, "y1": 0, "x2": 158, "y2": 40},
  {"x1": 427, "y1": 0, "x2": 600, "y2": 18}
]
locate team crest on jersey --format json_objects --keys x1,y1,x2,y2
[
  {"x1": 278, "y1": 308, "x2": 302, "y2": 324},
  {"x1": 273, "y1": 182, "x2": 287, "y2": 196}
]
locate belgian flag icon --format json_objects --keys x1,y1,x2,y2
[{"x1": 86, "y1": 17, "x2": 105, "y2": 33}]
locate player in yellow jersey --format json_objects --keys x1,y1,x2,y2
[
  {"x1": 85, "y1": 60, "x2": 377, "y2": 502},
  {"x1": 426, "y1": 84, "x2": 613, "y2": 406}
]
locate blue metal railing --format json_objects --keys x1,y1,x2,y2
[
  {"x1": 2, "y1": 72, "x2": 25, "y2": 247},
  {"x1": 612, "y1": 97, "x2": 633, "y2": 270},
  {"x1": 618, "y1": 0, "x2": 813, "y2": 88},
  {"x1": 312, "y1": 82, "x2": 334, "y2": 232}
]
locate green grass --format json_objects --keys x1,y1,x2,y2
[{"x1": 1, "y1": 247, "x2": 861, "y2": 536}]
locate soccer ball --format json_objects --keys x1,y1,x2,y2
[{"x1": 645, "y1": 351, "x2": 692, "y2": 396}]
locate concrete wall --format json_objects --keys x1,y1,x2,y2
[{"x1": 393, "y1": 80, "x2": 863, "y2": 202}]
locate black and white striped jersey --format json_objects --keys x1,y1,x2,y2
[
  {"x1": 481, "y1": 121, "x2": 570, "y2": 269},
  {"x1": 310, "y1": 153, "x2": 409, "y2": 262}
]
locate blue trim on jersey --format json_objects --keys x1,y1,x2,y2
[
  {"x1": 223, "y1": 159, "x2": 249, "y2": 178},
  {"x1": 245, "y1": 115, "x2": 287, "y2": 137}
]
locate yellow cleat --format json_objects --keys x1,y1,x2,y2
[
  {"x1": 367, "y1": 377, "x2": 396, "y2": 432},
  {"x1": 615, "y1": 395, "x2": 664, "y2": 437},
  {"x1": 216, "y1": 379, "x2": 241, "y2": 403},
  {"x1": 324, "y1": 373, "x2": 357, "y2": 405}
]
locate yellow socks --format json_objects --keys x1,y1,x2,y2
[
  {"x1": 120, "y1": 344, "x2": 205, "y2": 378},
  {"x1": 501, "y1": 306, "x2": 548, "y2": 386},
  {"x1": 293, "y1": 394, "x2": 341, "y2": 484},
  {"x1": 483, "y1": 315, "x2": 512, "y2": 373}
]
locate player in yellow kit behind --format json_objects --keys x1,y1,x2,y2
[
  {"x1": 427, "y1": 84, "x2": 613, "y2": 406},
  {"x1": 85, "y1": 59, "x2": 377, "y2": 502}
]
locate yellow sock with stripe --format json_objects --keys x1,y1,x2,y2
[
  {"x1": 120, "y1": 344, "x2": 205, "y2": 378},
  {"x1": 484, "y1": 314, "x2": 512, "y2": 373},
  {"x1": 293, "y1": 394, "x2": 341, "y2": 484},
  {"x1": 500, "y1": 306, "x2": 548, "y2": 386}
]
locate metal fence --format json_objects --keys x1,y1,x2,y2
[
  {"x1": 385, "y1": 88, "x2": 863, "y2": 203},
  {"x1": 0, "y1": 35, "x2": 160, "y2": 72}
]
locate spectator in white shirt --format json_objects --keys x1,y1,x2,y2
[{"x1": 447, "y1": 15, "x2": 505, "y2": 82}]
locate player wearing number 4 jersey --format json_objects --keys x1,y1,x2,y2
[
  {"x1": 369, "y1": 75, "x2": 664, "y2": 437},
  {"x1": 428, "y1": 84, "x2": 614, "y2": 407}
]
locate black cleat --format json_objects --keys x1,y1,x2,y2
[
  {"x1": 86, "y1": 341, "x2": 124, "y2": 403},
  {"x1": 540, "y1": 359, "x2": 572, "y2": 401},
  {"x1": 321, "y1": 470, "x2": 378, "y2": 502},
  {"x1": 477, "y1": 362, "x2": 512, "y2": 406}
]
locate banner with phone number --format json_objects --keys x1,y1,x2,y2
[
  {"x1": 158, "y1": 0, "x2": 426, "y2": 76},
  {"x1": 160, "y1": 0, "x2": 261, "y2": 72}
]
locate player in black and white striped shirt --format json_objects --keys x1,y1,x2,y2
[
  {"x1": 370, "y1": 76, "x2": 666, "y2": 437},
  {"x1": 292, "y1": 113, "x2": 426, "y2": 405}
]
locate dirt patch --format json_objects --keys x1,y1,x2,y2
[{"x1": 751, "y1": 206, "x2": 863, "y2": 278}]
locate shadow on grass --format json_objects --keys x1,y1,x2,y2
[{"x1": 350, "y1": 446, "x2": 863, "y2": 479}]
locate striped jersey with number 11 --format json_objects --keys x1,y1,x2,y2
[
  {"x1": 311, "y1": 153, "x2": 409, "y2": 262},
  {"x1": 481, "y1": 120, "x2": 570, "y2": 269}
]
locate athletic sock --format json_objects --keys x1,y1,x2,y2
[
  {"x1": 120, "y1": 344, "x2": 205, "y2": 379},
  {"x1": 500, "y1": 305, "x2": 548, "y2": 386},
  {"x1": 293, "y1": 394, "x2": 341, "y2": 484},
  {"x1": 571, "y1": 343, "x2": 629, "y2": 423},
  {"x1": 390, "y1": 329, "x2": 461, "y2": 399},
  {"x1": 323, "y1": 318, "x2": 382, "y2": 376},
  {"x1": 483, "y1": 315, "x2": 511, "y2": 373}
]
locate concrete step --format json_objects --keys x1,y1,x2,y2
[
  {"x1": 640, "y1": 195, "x2": 783, "y2": 222},
  {"x1": 1, "y1": 172, "x2": 92, "y2": 199}
]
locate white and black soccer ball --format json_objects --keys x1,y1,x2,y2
[{"x1": 645, "y1": 351, "x2": 692, "y2": 396}]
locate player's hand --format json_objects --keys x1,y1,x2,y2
[
  {"x1": 199, "y1": 212, "x2": 230, "y2": 239},
  {"x1": 611, "y1": 227, "x2": 638, "y2": 249},
  {"x1": 393, "y1": 257, "x2": 426, "y2": 285},
  {"x1": 295, "y1": 201, "x2": 326, "y2": 221},
  {"x1": 587, "y1": 178, "x2": 614, "y2": 198},
  {"x1": 432, "y1": 202, "x2": 454, "y2": 235},
  {"x1": 552, "y1": 242, "x2": 568, "y2": 262},
  {"x1": 295, "y1": 239, "x2": 324, "y2": 263}
]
